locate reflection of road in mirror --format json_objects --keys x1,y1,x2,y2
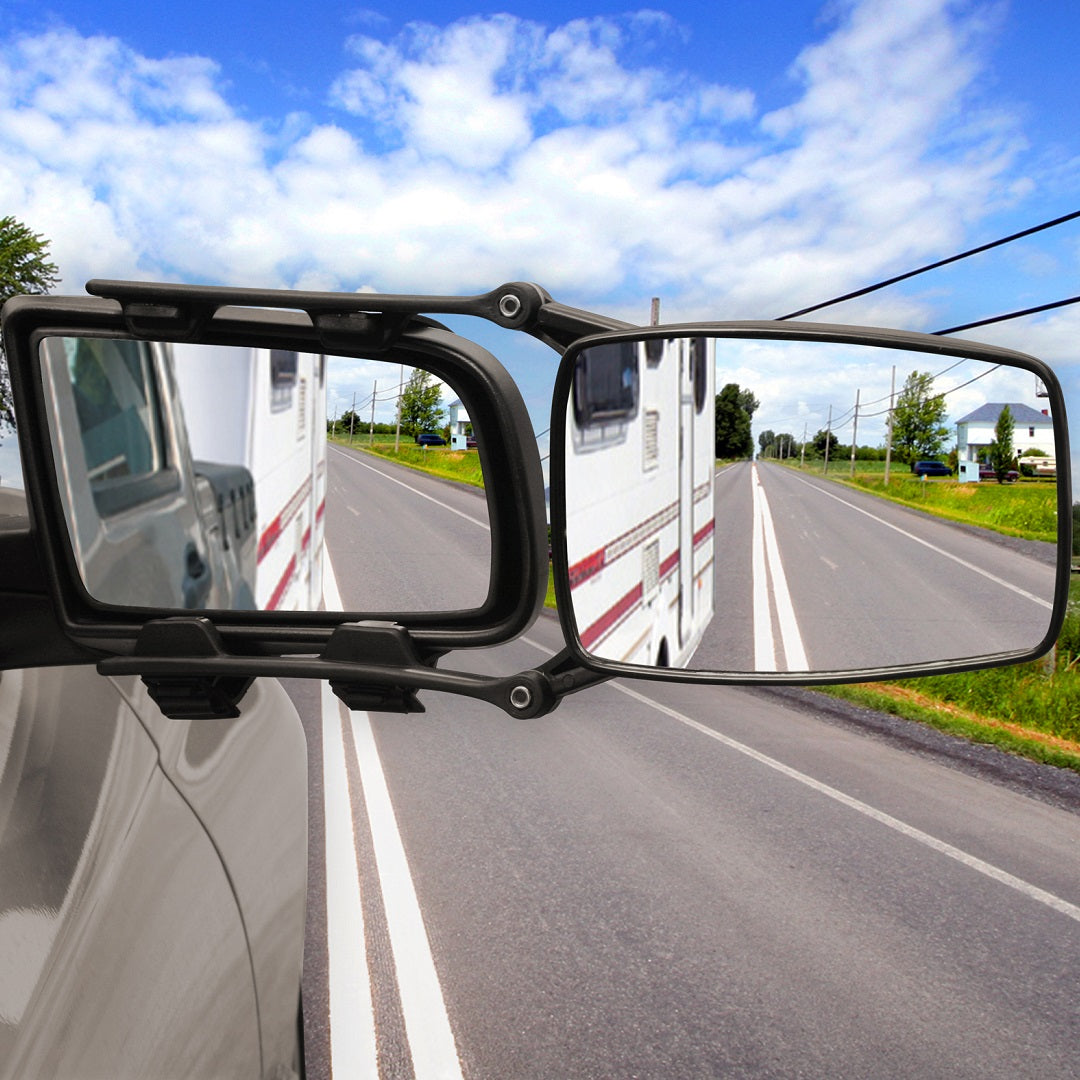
[
  {"x1": 688, "y1": 461, "x2": 1057, "y2": 674},
  {"x1": 323, "y1": 443, "x2": 491, "y2": 614}
]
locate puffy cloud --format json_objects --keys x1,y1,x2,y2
[{"x1": 0, "y1": 3, "x2": 1033, "y2": 322}]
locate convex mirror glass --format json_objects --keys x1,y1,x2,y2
[
  {"x1": 554, "y1": 330, "x2": 1068, "y2": 677},
  {"x1": 39, "y1": 337, "x2": 490, "y2": 613}
]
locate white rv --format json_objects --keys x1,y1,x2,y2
[
  {"x1": 565, "y1": 336, "x2": 715, "y2": 667},
  {"x1": 172, "y1": 345, "x2": 327, "y2": 611}
]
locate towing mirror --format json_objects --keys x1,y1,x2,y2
[
  {"x1": 2, "y1": 287, "x2": 550, "y2": 683},
  {"x1": 550, "y1": 324, "x2": 1072, "y2": 683}
]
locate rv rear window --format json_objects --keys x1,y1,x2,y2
[{"x1": 573, "y1": 342, "x2": 639, "y2": 426}]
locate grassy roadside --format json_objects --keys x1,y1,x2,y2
[{"x1": 329, "y1": 433, "x2": 485, "y2": 489}]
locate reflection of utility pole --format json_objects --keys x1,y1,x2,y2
[
  {"x1": 849, "y1": 388, "x2": 860, "y2": 477},
  {"x1": 348, "y1": 391, "x2": 357, "y2": 445},
  {"x1": 884, "y1": 365, "x2": 896, "y2": 486},
  {"x1": 369, "y1": 380, "x2": 376, "y2": 443},
  {"x1": 394, "y1": 364, "x2": 404, "y2": 453}
]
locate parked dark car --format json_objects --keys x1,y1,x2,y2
[
  {"x1": 466, "y1": 434, "x2": 478, "y2": 449},
  {"x1": 416, "y1": 432, "x2": 447, "y2": 446},
  {"x1": 912, "y1": 460, "x2": 952, "y2": 477},
  {"x1": 979, "y1": 463, "x2": 1019, "y2": 482}
]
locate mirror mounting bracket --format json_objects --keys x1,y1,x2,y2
[{"x1": 102, "y1": 617, "x2": 603, "y2": 720}]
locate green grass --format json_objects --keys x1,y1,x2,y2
[{"x1": 329, "y1": 433, "x2": 485, "y2": 489}]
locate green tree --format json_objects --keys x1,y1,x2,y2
[
  {"x1": 988, "y1": 404, "x2": 1015, "y2": 483},
  {"x1": 0, "y1": 216, "x2": 60, "y2": 430},
  {"x1": 715, "y1": 383, "x2": 757, "y2": 459},
  {"x1": 398, "y1": 369, "x2": 444, "y2": 437},
  {"x1": 892, "y1": 370, "x2": 949, "y2": 464},
  {"x1": 757, "y1": 429, "x2": 776, "y2": 457}
]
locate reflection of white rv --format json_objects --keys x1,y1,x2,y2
[
  {"x1": 172, "y1": 346, "x2": 327, "y2": 611},
  {"x1": 566, "y1": 337, "x2": 715, "y2": 667}
]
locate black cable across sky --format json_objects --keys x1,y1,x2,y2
[{"x1": 776, "y1": 209, "x2": 1080, "y2": 324}]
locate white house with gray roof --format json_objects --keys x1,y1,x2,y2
[{"x1": 955, "y1": 402, "x2": 1054, "y2": 465}]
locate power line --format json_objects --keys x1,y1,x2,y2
[
  {"x1": 933, "y1": 294, "x2": 1080, "y2": 335},
  {"x1": 777, "y1": 209, "x2": 1080, "y2": 321}
]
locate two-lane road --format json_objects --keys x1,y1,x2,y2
[{"x1": 702, "y1": 460, "x2": 1056, "y2": 672}]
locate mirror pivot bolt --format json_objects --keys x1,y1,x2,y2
[
  {"x1": 499, "y1": 294, "x2": 523, "y2": 319},
  {"x1": 509, "y1": 684, "x2": 533, "y2": 711}
]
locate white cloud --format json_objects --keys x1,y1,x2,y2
[{"x1": 0, "y1": 2, "x2": 1033, "y2": 324}]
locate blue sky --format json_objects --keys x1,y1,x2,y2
[{"x1": 2, "y1": 0, "x2": 1079, "y2": 477}]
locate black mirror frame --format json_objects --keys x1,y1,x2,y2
[
  {"x1": 549, "y1": 320, "x2": 1073, "y2": 686},
  {"x1": 2, "y1": 293, "x2": 549, "y2": 662}
]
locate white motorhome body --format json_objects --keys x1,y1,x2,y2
[
  {"x1": 565, "y1": 337, "x2": 715, "y2": 667},
  {"x1": 172, "y1": 346, "x2": 327, "y2": 611}
]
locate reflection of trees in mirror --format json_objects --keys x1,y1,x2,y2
[
  {"x1": 399, "y1": 369, "x2": 445, "y2": 437},
  {"x1": 714, "y1": 383, "x2": 757, "y2": 458}
]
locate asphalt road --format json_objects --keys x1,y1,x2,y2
[
  {"x1": 690, "y1": 460, "x2": 1054, "y2": 672},
  {"x1": 294, "y1": 448, "x2": 1080, "y2": 1079}
]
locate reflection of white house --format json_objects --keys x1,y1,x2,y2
[
  {"x1": 448, "y1": 399, "x2": 471, "y2": 450},
  {"x1": 955, "y1": 403, "x2": 1054, "y2": 463}
]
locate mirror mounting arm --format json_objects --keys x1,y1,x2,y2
[{"x1": 98, "y1": 617, "x2": 597, "y2": 720}]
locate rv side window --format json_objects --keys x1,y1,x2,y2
[
  {"x1": 691, "y1": 337, "x2": 708, "y2": 414},
  {"x1": 572, "y1": 342, "x2": 639, "y2": 426},
  {"x1": 61, "y1": 337, "x2": 176, "y2": 516},
  {"x1": 270, "y1": 350, "x2": 299, "y2": 411}
]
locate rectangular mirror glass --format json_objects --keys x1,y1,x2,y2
[
  {"x1": 558, "y1": 332, "x2": 1067, "y2": 676},
  {"x1": 39, "y1": 337, "x2": 491, "y2": 613}
]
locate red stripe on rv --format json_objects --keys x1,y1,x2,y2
[
  {"x1": 568, "y1": 549, "x2": 605, "y2": 589},
  {"x1": 257, "y1": 477, "x2": 313, "y2": 564},
  {"x1": 580, "y1": 582, "x2": 643, "y2": 650},
  {"x1": 693, "y1": 520, "x2": 714, "y2": 548}
]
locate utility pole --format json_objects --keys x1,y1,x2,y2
[
  {"x1": 348, "y1": 391, "x2": 357, "y2": 445},
  {"x1": 884, "y1": 365, "x2": 896, "y2": 485},
  {"x1": 849, "y1": 388, "x2": 860, "y2": 477},
  {"x1": 650, "y1": 297, "x2": 660, "y2": 326},
  {"x1": 800, "y1": 423, "x2": 807, "y2": 467},
  {"x1": 823, "y1": 405, "x2": 833, "y2": 474},
  {"x1": 369, "y1": 380, "x2": 377, "y2": 443},
  {"x1": 394, "y1": 364, "x2": 404, "y2": 453}
]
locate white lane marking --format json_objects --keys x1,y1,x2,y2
[
  {"x1": 751, "y1": 464, "x2": 809, "y2": 672},
  {"x1": 322, "y1": 681, "x2": 378, "y2": 1075},
  {"x1": 349, "y1": 711, "x2": 464, "y2": 1080},
  {"x1": 323, "y1": 551, "x2": 464, "y2": 1080},
  {"x1": 751, "y1": 466, "x2": 773, "y2": 670},
  {"x1": 786, "y1": 469, "x2": 1053, "y2": 610},
  {"x1": 611, "y1": 680, "x2": 1080, "y2": 925},
  {"x1": 329, "y1": 444, "x2": 489, "y2": 531}
]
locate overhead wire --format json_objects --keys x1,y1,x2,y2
[
  {"x1": 770, "y1": 209, "x2": 1080, "y2": 449},
  {"x1": 776, "y1": 209, "x2": 1080, "y2": 322}
]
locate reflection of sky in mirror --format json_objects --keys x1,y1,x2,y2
[
  {"x1": 325, "y1": 357, "x2": 459, "y2": 429},
  {"x1": 718, "y1": 340, "x2": 1048, "y2": 454}
]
